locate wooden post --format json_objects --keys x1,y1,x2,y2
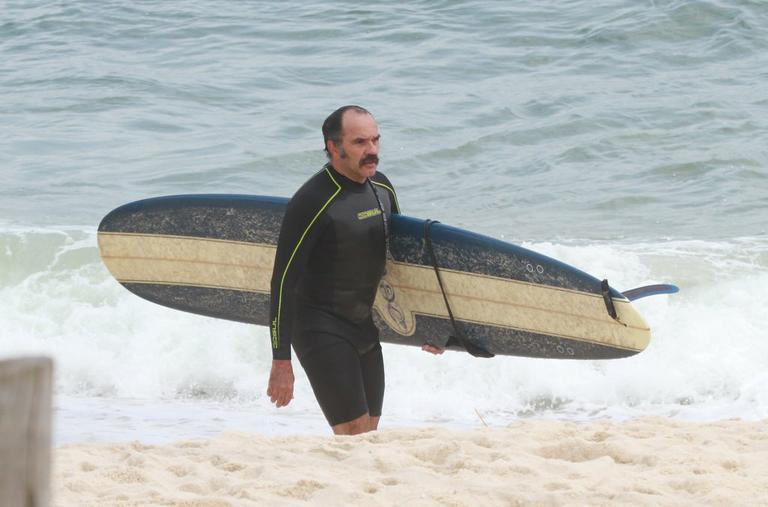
[{"x1": 0, "y1": 357, "x2": 53, "y2": 507}]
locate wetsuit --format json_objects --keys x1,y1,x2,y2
[{"x1": 269, "y1": 163, "x2": 400, "y2": 425}]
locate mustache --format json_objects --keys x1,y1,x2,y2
[{"x1": 360, "y1": 155, "x2": 379, "y2": 166}]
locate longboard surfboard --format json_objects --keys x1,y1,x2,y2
[{"x1": 98, "y1": 194, "x2": 666, "y2": 359}]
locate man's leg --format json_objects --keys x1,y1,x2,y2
[
  {"x1": 360, "y1": 344, "x2": 384, "y2": 433},
  {"x1": 297, "y1": 336, "x2": 372, "y2": 432},
  {"x1": 332, "y1": 413, "x2": 371, "y2": 435},
  {"x1": 327, "y1": 343, "x2": 384, "y2": 435},
  {"x1": 331, "y1": 413, "x2": 380, "y2": 435}
]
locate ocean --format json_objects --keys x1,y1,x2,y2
[{"x1": 2, "y1": 0, "x2": 767, "y2": 444}]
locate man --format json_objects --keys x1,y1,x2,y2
[{"x1": 267, "y1": 105, "x2": 441, "y2": 435}]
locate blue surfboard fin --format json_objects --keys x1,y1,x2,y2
[{"x1": 622, "y1": 284, "x2": 679, "y2": 301}]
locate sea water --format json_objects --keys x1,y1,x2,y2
[{"x1": 2, "y1": 0, "x2": 767, "y2": 444}]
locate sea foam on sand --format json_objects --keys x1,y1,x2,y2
[{"x1": 54, "y1": 417, "x2": 768, "y2": 507}]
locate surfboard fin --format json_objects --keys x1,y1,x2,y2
[
  {"x1": 622, "y1": 283, "x2": 680, "y2": 301},
  {"x1": 601, "y1": 279, "x2": 620, "y2": 321}
]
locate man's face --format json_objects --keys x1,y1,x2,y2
[{"x1": 329, "y1": 111, "x2": 380, "y2": 183}]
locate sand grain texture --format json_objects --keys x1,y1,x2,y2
[{"x1": 53, "y1": 417, "x2": 768, "y2": 506}]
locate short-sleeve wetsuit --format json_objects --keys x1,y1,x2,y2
[{"x1": 269, "y1": 163, "x2": 400, "y2": 425}]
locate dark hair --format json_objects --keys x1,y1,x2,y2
[{"x1": 322, "y1": 105, "x2": 372, "y2": 157}]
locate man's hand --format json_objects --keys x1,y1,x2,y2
[
  {"x1": 267, "y1": 359, "x2": 295, "y2": 407},
  {"x1": 422, "y1": 344, "x2": 444, "y2": 355}
]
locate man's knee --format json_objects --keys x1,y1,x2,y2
[{"x1": 332, "y1": 413, "x2": 375, "y2": 435}]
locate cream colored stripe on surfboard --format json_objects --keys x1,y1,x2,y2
[
  {"x1": 98, "y1": 231, "x2": 649, "y2": 351},
  {"x1": 98, "y1": 232, "x2": 275, "y2": 293},
  {"x1": 374, "y1": 260, "x2": 650, "y2": 351}
]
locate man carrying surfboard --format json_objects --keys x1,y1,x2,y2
[{"x1": 267, "y1": 105, "x2": 442, "y2": 435}]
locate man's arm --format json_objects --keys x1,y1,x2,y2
[
  {"x1": 269, "y1": 188, "x2": 330, "y2": 359},
  {"x1": 267, "y1": 359, "x2": 294, "y2": 407},
  {"x1": 422, "y1": 344, "x2": 445, "y2": 355},
  {"x1": 267, "y1": 176, "x2": 335, "y2": 406}
]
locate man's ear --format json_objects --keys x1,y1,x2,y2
[{"x1": 326, "y1": 139, "x2": 340, "y2": 159}]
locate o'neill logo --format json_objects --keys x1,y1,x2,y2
[
  {"x1": 270, "y1": 318, "x2": 278, "y2": 347},
  {"x1": 357, "y1": 208, "x2": 382, "y2": 220}
]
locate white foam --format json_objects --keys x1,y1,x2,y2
[
  {"x1": 383, "y1": 237, "x2": 768, "y2": 423},
  {"x1": 2, "y1": 228, "x2": 767, "y2": 436}
]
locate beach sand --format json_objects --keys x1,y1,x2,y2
[{"x1": 53, "y1": 417, "x2": 768, "y2": 506}]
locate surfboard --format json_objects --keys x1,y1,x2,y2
[{"x1": 97, "y1": 194, "x2": 663, "y2": 360}]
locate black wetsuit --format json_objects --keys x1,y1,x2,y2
[{"x1": 269, "y1": 163, "x2": 400, "y2": 425}]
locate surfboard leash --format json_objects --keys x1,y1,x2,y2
[
  {"x1": 367, "y1": 179, "x2": 392, "y2": 260},
  {"x1": 423, "y1": 219, "x2": 494, "y2": 358}
]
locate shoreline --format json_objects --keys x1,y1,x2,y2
[{"x1": 54, "y1": 416, "x2": 768, "y2": 506}]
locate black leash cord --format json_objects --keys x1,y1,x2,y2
[{"x1": 423, "y1": 219, "x2": 494, "y2": 358}]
